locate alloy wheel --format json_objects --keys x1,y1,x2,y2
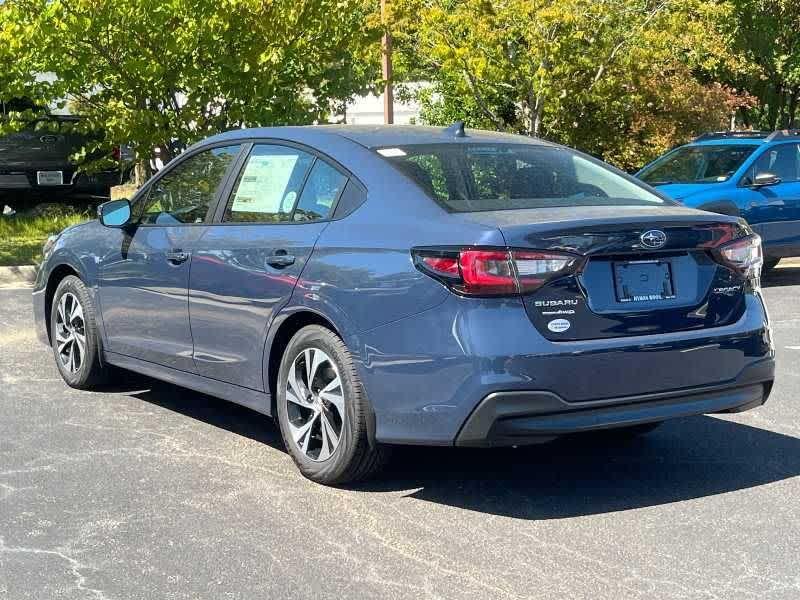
[
  {"x1": 54, "y1": 292, "x2": 86, "y2": 374},
  {"x1": 285, "y1": 347, "x2": 345, "y2": 461}
]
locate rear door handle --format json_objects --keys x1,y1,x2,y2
[
  {"x1": 166, "y1": 250, "x2": 190, "y2": 264},
  {"x1": 266, "y1": 252, "x2": 296, "y2": 268}
]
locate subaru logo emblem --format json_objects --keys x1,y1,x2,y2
[
  {"x1": 640, "y1": 229, "x2": 667, "y2": 249},
  {"x1": 39, "y1": 135, "x2": 58, "y2": 144}
]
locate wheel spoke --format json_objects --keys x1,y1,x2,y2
[
  {"x1": 318, "y1": 413, "x2": 333, "y2": 461},
  {"x1": 71, "y1": 339, "x2": 83, "y2": 371},
  {"x1": 57, "y1": 296, "x2": 67, "y2": 325},
  {"x1": 289, "y1": 412, "x2": 317, "y2": 452},
  {"x1": 286, "y1": 346, "x2": 346, "y2": 462},
  {"x1": 57, "y1": 334, "x2": 73, "y2": 354},
  {"x1": 286, "y1": 388, "x2": 309, "y2": 408},
  {"x1": 288, "y1": 361, "x2": 308, "y2": 400},
  {"x1": 319, "y1": 375, "x2": 340, "y2": 395},
  {"x1": 69, "y1": 300, "x2": 84, "y2": 326},
  {"x1": 307, "y1": 349, "x2": 326, "y2": 389},
  {"x1": 320, "y1": 389, "x2": 345, "y2": 419},
  {"x1": 321, "y1": 411, "x2": 339, "y2": 453},
  {"x1": 73, "y1": 331, "x2": 86, "y2": 357}
]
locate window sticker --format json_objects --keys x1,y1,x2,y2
[{"x1": 231, "y1": 154, "x2": 299, "y2": 214}]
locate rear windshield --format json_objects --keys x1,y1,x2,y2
[
  {"x1": 639, "y1": 144, "x2": 757, "y2": 185},
  {"x1": 376, "y1": 143, "x2": 665, "y2": 212}
]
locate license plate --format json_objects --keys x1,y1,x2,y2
[
  {"x1": 614, "y1": 260, "x2": 676, "y2": 303},
  {"x1": 36, "y1": 171, "x2": 63, "y2": 186}
]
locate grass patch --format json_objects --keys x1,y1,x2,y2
[{"x1": 0, "y1": 211, "x2": 90, "y2": 266}]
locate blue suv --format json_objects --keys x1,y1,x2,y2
[{"x1": 638, "y1": 130, "x2": 800, "y2": 271}]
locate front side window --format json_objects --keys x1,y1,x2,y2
[
  {"x1": 378, "y1": 143, "x2": 664, "y2": 212},
  {"x1": 223, "y1": 145, "x2": 315, "y2": 223},
  {"x1": 139, "y1": 145, "x2": 240, "y2": 225},
  {"x1": 639, "y1": 144, "x2": 757, "y2": 185},
  {"x1": 751, "y1": 143, "x2": 800, "y2": 183}
]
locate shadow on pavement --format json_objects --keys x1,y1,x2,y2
[
  {"x1": 103, "y1": 371, "x2": 285, "y2": 453},
  {"x1": 371, "y1": 416, "x2": 800, "y2": 519},
  {"x1": 104, "y1": 371, "x2": 800, "y2": 520}
]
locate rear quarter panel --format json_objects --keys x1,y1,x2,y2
[{"x1": 293, "y1": 159, "x2": 505, "y2": 337}]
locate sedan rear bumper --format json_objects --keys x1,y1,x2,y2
[{"x1": 455, "y1": 359, "x2": 774, "y2": 447}]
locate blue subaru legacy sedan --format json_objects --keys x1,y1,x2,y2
[
  {"x1": 33, "y1": 124, "x2": 774, "y2": 484},
  {"x1": 637, "y1": 130, "x2": 800, "y2": 272}
]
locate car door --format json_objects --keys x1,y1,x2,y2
[
  {"x1": 740, "y1": 142, "x2": 800, "y2": 252},
  {"x1": 99, "y1": 144, "x2": 241, "y2": 371},
  {"x1": 188, "y1": 143, "x2": 350, "y2": 390}
]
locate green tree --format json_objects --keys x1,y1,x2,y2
[
  {"x1": 727, "y1": 0, "x2": 800, "y2": 129},
  {"x1": 0, "y1": 0, "x2": 380, "y2": 179},
  {"x1": 395, "y1": 0, "x2": 752, "y2": 170}
]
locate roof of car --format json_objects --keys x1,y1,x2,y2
[
  {"x1": 204, "y1": 124, "x2": 553, "y2": 150},
  {"x1": 690, "y1": 138, "x2": 766, "y2": 147},
  {"x1": 690, "y1": 130, "x2": 800, "y2": 146}
]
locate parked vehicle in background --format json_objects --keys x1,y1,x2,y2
[
  {"x1": 0, "y1": 102, "x2": 131, "y2": 214},
  {"x1": 637, "y1": 130, "x2": 800, "y2": 272},
  {"x1": 34, "y1": 125, "x2": 774, "y2": 485}
]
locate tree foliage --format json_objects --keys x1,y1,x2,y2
[
  {"x1": 393, "y1": 0, "x2": 756, "y2": 170},
  {"x1": 0, "y1": 0, "x2": 380, "y2": 174},
  {"x1": 726, "y1": 0, "x2": 800, "y2": 129}
]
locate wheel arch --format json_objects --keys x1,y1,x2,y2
[
  {"x1": 265, "y1": 309, "x2": 341, "y2": 410},
  {"x1": 43, "y1": 264, "x2": 82, "y2": 343},
  {"x1": 264, "y1": 308, "x2": 377, "y2": 447}
]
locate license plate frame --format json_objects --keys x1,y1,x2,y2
[
  {"x1": 36, "y1": 170, "x2": 64, "y2": 186},
  {"x1": 613, "y1": 259, "x2": 676, "y2": 303}
]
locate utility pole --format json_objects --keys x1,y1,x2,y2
[{"x1": 381, "y1": 0, "x2": 394, "y2": 124}]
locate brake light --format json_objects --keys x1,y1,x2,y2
[
  {"x1": 712, "y1": 234, "x2": 763, "y2": 280},
  {"x1": 414, "y1": 248, "x2": 583, "y2": 296}
]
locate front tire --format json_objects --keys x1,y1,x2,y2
[
  {"x1": 276, "y1": 325, "x2": 387, "y2": 485},
  {"x1": 50, "y1": 275, "x2": 108, "y2": 389}
]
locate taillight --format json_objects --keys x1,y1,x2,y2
[
  {"x1": 413, "y1": 247, "x2": 583, "y2": 296},
  {"x1": 111, "y1": 146, "x2": 121, "y2": 161},
  {"x1": 712, "y1": 234, "x2": 763, "y2": 280}
]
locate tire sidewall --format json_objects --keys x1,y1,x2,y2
[
  {"x1": 276, "y1": 326, "x2": 361, "y2": 483},
  {"x1": 50, "y1": 275, "x2": 100, "y2": 387}
]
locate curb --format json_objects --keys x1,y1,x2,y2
[
  {"x1": 0, "y1": 265, "x2": 37, "y2": 288},
  {"x1": 778, "y1": 258, "x2": 800, "y2": 268}
]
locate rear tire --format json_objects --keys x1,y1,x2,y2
[
  {"x1": 276, "y1": 325, "x2": 388, "y2": 485},
  {"x1": 50, "y1": 275, "x2": 109, "y2": 389}
]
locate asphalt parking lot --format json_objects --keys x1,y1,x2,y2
[{"x1": 2, "y1": 270, "x2": 800, "y2": 600}]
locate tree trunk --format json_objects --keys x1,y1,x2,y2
[
  {"x1": 788, "y1": 86, "x2": 799, "y2": 129},
  {"x1": 532, "y1": 93, "x2": 544, "y2": 137},
  {"x1": 767, "y1": 84, "x2": 782, "y2": 130}
]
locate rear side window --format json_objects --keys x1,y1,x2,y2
[
  {"x1": 293, "y1": 160, "x2": 348, "y2": 222},
  {"x1": 139, "y1": 145, "x2": 240, "y2": 225},
  {"x1": 224, "y1": 145, "x2": 315, "y2": 223},
  {"x1": 378, "y1": 143, "x2": 664, "y2": 212}
]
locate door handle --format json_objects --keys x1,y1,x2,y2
[
  {"x1": 266, "y1": 251, "x2": 296, "y2": 268},
  {"x1": 166, "y1": 250, "x2": 190, "y2": 264}
]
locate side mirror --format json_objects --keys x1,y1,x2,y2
[
  {"x1": 751, "y1": 172, "x2": 781, "y2": 188},
  {"x1": 98, "y1": 199, "x2": 132, "y2": 228}
]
